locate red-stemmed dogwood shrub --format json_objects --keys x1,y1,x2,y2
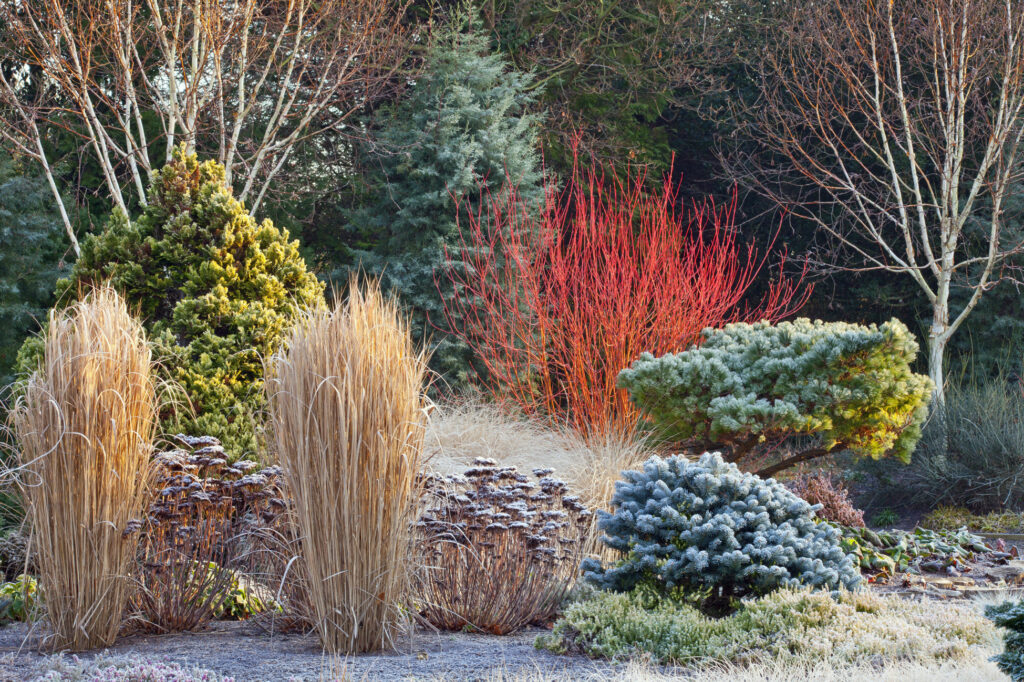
[{"x1": 440, "y1": 152, "x2": 809, "y2": 436}]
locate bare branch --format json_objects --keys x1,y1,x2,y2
[{"x1": 733, "y1": 0, "x2": 1024, "y2": 401}]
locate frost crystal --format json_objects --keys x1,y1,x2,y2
[{"x1": 581, "y1": 452, "x2": 861, "y2": 599}]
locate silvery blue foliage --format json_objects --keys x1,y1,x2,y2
[
  {"x1": 581, "y1": 452, "x2": 861, "y2": 599},
  {"x1": 616, "y1": 318, "x2": 932, "y2": 469}
]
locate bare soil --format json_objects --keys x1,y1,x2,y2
[{"x1": 0, "y1": 621, "x2": 611, "y2": 681}]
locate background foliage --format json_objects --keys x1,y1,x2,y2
[
  {"x1": 0, "y1": 153, "x2": 71, "y2": 387},
  {"x1": 343, "y1": 12, "x2": 543, "y2": 387}
]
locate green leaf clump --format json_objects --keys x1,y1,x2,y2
[
  {"x1": 836, "y1": 524, "x2": 990, "y2": 575},
  {"x1": 17, "y1": 148, "x2": 324, "y2": 460},
  {"x1": 0, "y1": 574, "x2": 38, "y2": 625},
  {"x1": 617, "y1": 318, "x2": 933, "y2": 472}
]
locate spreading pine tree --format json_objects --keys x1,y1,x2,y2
[
  {"x1": 345, "y1": 11, "x2": 544, "y2": 387},
  {"x1": 17, "y1": 148, "x2": 325, "y2": 460}
]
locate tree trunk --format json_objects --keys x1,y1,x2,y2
[
  {"x1": 754, "y1": 445, "x2": 836, "y2": 479},
  {"x1": 927, "y1": 333, "x2": 946, "y2": 406},
  {"x1": 927, "y1": 301, "x2": 950, "y2": 459},
  {"x1": 927, "y1": 298, "x2": 949, "y2": 406}
]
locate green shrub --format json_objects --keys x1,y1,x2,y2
[
  {"x1": 17, "y1": 148, "x2": 324, "y2": 460},
  {"x1": 0, "y1": 574, "x2": 38, "y2": 624},
  {"x1": 538, "y1": 588, "x2": 996, "y2": 666},
  {"x1": 985, "y1": 599, "x2": 1024, "y2": 681},
  {"x1": 580, "y1": 453, "x2": 860, "y2": 607},
  {"x1": 617, "y1": 318, "x2": 932, "y2": 477},
  {"x1": 922, "y1": 506, "x2": 1024, "y2": 533}
]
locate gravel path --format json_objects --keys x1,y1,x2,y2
[{"x1": 0, "y1": 621, "x2": 612, "y2": 681}]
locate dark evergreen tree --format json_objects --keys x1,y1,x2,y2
[
  {"x1": 0, "y1": 153, "x2": 71, "y2": 388},
  {"x1": 345, "y1": 11, "x2": 543, "y2": 387},
  {"x1": 943, "y1": 185, "x2": 1024, "y2": 377}
]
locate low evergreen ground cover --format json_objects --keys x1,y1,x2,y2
[{"x1": 539, "y1": 588, "x2": 996, "y2": 667}]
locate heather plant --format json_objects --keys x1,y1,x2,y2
[
  {"x1": 17, "y1": 147, "x2": 325, "y2": 460},
  {"x1": 417, "y1": 459, "x2": 591, "y2": 634},
  {"x1": 11, "y1": 287, "x2": 156, "y2": 650},
  {"x1": 581, "y1": 453, "x2": 860, "y2": 609},
  {"x1": 135, "y1": 435, "x2": 284, "y2": 633},
  {"x1": 786, "y1": 473, "x2": 865, "y2": 527},
  {"x1": 985, "y1": 599, "x2": 1024, "y2": 681},
  {"x1": 618, "y1": 318, "x2": 932, "y2": 477},
  {"x1": 539, "y1": 588, "x2": 996, "y2": 667},
  {"x1": 31, "y1": 653, "x2": 235, "y2": 682}
]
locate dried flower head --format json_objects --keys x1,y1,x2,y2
[
  {"x1": 417, "y1": 461, "x2": 590, "y2": 634},
  {"x1": 134, "y1": 435, "x2": 284, "y2": 632}
]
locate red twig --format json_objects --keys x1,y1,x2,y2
[{"x1": 439, "y1": 146, "x2": 810, "y2": 435}]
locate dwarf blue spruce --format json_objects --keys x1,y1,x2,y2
[{"x1": 581, "y1": 452, "x2": 861, "y2": 604}]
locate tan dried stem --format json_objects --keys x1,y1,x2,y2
[
  {"x1": 11, "y1": 286, "x2": 157, "y2": 651},
  {"x1": 266, "y1": 278, "x2": 428, "y2": 654}
]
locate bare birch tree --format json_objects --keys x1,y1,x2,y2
[
  {"x1": 735, "y1": 0, "x2": 1024, "y2": 403},
  {"x1": 0, "y1": 0, "x2": 409, "y2": 257}
]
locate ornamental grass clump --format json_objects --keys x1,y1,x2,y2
[
  {"x1": 11, "y1": 287, "x2": 156, "y2": 650},
  {"x1": 417, "y1": 459, "x2": 591, "y2": 634},
  {"x1": 266, "y1": 280, "x2": 427, "y2": 654},
  {"x1": 582, "y1": 453, "x2": 860, "y2": 610},
  {"x1": 135, "y1": 435, "x2": 283, "y2": 633}
]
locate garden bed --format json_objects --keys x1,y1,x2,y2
[
  {"x1": 0, "y1": 612, "x2": 1006, "y2": 682},
  {"x1": 873, "y1": 558, "x2": 1024, "y2": 598},
  {"x1": 0, "y1": 622, "x2": 610, "y2": 682}
]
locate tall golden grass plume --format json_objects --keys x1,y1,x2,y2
[
  {"x1": 11, "y1": 286, "x2": 157, "y2": 651},
  {"x1": 266, "y1": 278, "x2": 427, "y2": 654}
]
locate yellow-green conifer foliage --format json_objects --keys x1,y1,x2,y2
[
  {"x1": 21, "y1": 148, "x2": 324, "y2": 460},
  {"x1": 618, "y1": 318, "x2": 933, "y2": 476}
]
